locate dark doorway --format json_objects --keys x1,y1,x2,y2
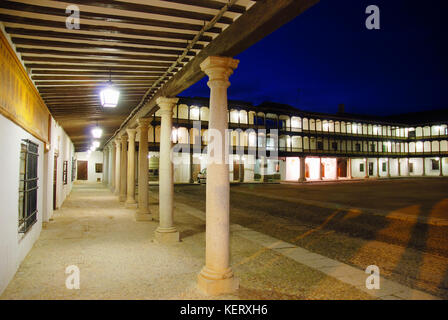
[
  {"x1": 337, "y1": 159, "x2": 348, "y2": 177},
  {"x1": 77, "y1": 160, "x2": 88, "y2": 180},
  {"x1": 368, "y1": 162, "x2": 374, "y2": 176},
  {"x1": 321, "y1": 163, "x2": 325, "y2": 178},
  {"x1": 53, "y1": 155, "x2": 57, "y2": 210}
]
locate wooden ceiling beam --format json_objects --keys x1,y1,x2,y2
[
  {"x1": 11, "y1": 37, "x2": 194, "y2": 56},
  {"x1": 50, "y1": 0, "x2": 234, "y2": 24},
  {"x1": 5, "y1": 27, "x2": 205, "y2": 50},
  {"x1": 26, "y1": 63, "x2": 171, "y2": 72},
  {"x1": 0, "y1": 1, "x2": 221, "y2": 34},
  {"x1": 32, "y1": 70, "x2": 170, "y2": 76},
  {"x1": 32, "y1": 75, "x2": 162, "y2": 81},
  {"x1": 161, "y1": 0, "x2": 246, "y2": 14},
  {"x1": 18, "y1": 49, "x2": 188, "y2": 63},
  {"x1": 0, "y1": 14, "x2": 213, "y2": 42}
]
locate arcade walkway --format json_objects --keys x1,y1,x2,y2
[
  {"x1": 0, "y1": 183, "x2": 370, "y2": 299},
  {"x1": 1, "y1": 182, "x2": 434, "y2": 300}
]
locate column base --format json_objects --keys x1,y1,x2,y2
[
  {"x1": 154, "y1": 227, "x2": 180, "y2": 243},
  {"x1": 134, "y1": 212, "x2": 152, "y2": 221},
  {"x1": 125, "y1": 200, "x2": 138, "y2": 208},
  {"x1": 119, "y1": 195, "x2": 126, "y2": 202},
  {"x1": 197, "y1": 271, "x2": 239, "y2": 296}
]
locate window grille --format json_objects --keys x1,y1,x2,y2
[
  {"x1": 63, "y1": 161, "x2": 68, "y2": 185},
  {"x1": 71, "y1": 158, "x2": 76, "y2": 181},
  {"x1": 18, "y1": 140, "x2": 39, "y2": 234}
]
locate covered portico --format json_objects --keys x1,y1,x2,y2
[{"x1": 0, "y1": 0, "x2": 318, "y2": 296}]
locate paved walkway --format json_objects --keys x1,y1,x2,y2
[{"x1": 0, "y1": 182, "x2": 437, "y2": 299}]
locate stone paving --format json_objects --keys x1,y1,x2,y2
[{"x1": 1, "y1": 182, "x2": 437, "y2": 300}]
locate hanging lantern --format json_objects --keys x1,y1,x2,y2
[
  {"x1": 100, "y1": 71, "x2": 120, "y2": 108},
  {"x1": 92, "y1": 123, "x2": 103, "y2": 138}
]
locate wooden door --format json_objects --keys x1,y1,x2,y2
[
  {"x1": 77, "y1": 160, "x2": 88, "y2": 180},
  {"x1": 338, "y1": 159, "x2": 347, "y2": 177},
  {"x1": 233, "y1": 161, "x2": 239, "y2": 181},
  {"x1": 305, "y1": 164, "x2": 310, "y2": 178}
]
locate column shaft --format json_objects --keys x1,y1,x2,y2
[
  {"x1": 119, "y1": 135, "x2": 128, "y2": 201},
  {"x1": 136, "y1": 118, "x2": 151, "y2": 220},
  {"x1": 155, "y1": 97, "x2": 179, "y2": 242},
  {"x1": 114, "y1": 139, "x2": 121, "y2": 195},
  {"x1": 198, "y1": 56, "x2": 239, "y2": 296},
  {"x1": 298, "y1": 156, "x2": 306, "y2": 182},
  {"x1": 126, "y1": 129, "x2": 137, "y2": 207}
]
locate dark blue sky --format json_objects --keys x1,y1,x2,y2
[{"x1": 181, "y1": 0, "x2": 447, "y2": 116}]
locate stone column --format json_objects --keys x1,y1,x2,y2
[
  {"x1": 120, "y1": 134, "x2": 128, "y2": 202},
  {"x1": 114, "y1": 138, "x2": 121, "y2": 195},
  {"x1": 387, "y1": 158, "x2": 391, "y2": 178},
  {"x1": 239, "y1": 159, "x2": 244, "y2": 182},
  {"x1": 439, "y1": 158, "x2": 443, "y2": 177},
  {"x1": 136, "y1": 118, "x2": 152, "y2": 221},
  {"x1": 407, "y1": 158, "x2": 411, "y2": 176},
  {"x1": 318, "y1": 157, "x2": 323, "y2": 180},
  {"x1": 110, "y1": 143, "x2": 116, "y2": 191},
  {"x1": 422, "y1": 158, "x2": 426, "y2": 176},
  {"x1": 102, "y1": 146, "x2": 108, "y2": 185},
  {"x1": 189, "y1": 148, "x2": 194, "y2": 183},
  {"x1": 126, "y1": 129, "x2": 137, "y2": 207},
  {"x1": 298, "y1": 156, "x2": 306, "y2": 182},
  {"x1": 347, "y1": 158, "x2": 352, "y2": 179},
  {"x1": 398, "y1": 158, "x2": 401, "y2": 176},
  {"x1": 197, "y1": 56, "x2": 239, "y2": 296},
  {"x1": 376, "y1": 158, "x2": 380, "y2": 178},
  {"x1": 154, "y1": 97, "x2": 179, "y2": 243},
  {"x1": 364, "y1": 158, "x2": 369, "y2": 178}
]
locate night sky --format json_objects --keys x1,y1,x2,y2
[{"x1": 181, "y1": 0, "x2": 448, "y2": 116}]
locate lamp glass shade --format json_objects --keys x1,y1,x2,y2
[
  {"x1": 93, "y1": 141, "x2": 100, "y2": 148},
  {"x1": 92, "y1": 127, "x2": 103, "y2": 138},
  {"x1": 100, "y1": 84, "x2": 120, "y2": 108}
]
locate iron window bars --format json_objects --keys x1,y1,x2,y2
[{"x1": 18, "y1": 139, "x2": 39, "y2": 234}]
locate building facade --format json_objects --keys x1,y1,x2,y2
[{"x1": 130, "y1": 97, "x2": 448, "y2": 183}]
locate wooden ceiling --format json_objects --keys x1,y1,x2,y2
[{"x1": 0, "y1": 0, "x2": 255, "y2": 151}]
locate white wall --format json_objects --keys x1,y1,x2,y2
[
  {"x1": 0, "y1": 115, "x2": 44, "y2": 295},
  {"x1": 351, "y1": 158, "x2": 366, "y2": 178},
  {"x1": 285, "y1": 157, "x2": 301, "y2": 181},
  {"x1": 76, "y1": 151, "x2": 104, "y2": 182},
  {"x1": 322, "y1": 157, "x2": 337, "y2": 180},
  {"x1": 0, "y1": 114, "x2": 75, "y2": 295}
]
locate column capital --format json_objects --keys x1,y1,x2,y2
[
  {"x1": 200, "y1": 56, "x2": 239, "y2": 88},
  {"x1": 114, "y1": 137, "x2": 121, "y2": 146},
  {"x1": 120, "y1": 132, "x2": 128, "y2": 142},
  {"x1": 137, "y1": 117, "x2": 151, "y2": 128},
  {"x1": 156, "y1": 97, "x2": 179, "y2": 116},
  {"x1": 126, "y1": 128, "x2": 137, "y2": 140}
]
